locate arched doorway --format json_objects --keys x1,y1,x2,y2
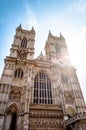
[
  {"x1": 4, "y1": 104, "x2": 18, "y2": 130},
  {"x1": 9, "y1": 112, "x2": 17, "y2": 130}
]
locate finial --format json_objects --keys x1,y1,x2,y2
[
  {"x1": 30, "y1": 26, "x2": 35, "y2": 34},
  {"x1": 60, "y1": 32, "x2": 64, "y2": 39},
  {"x1": 31, "y1": 26, "x2": 35, "y2": 31},
  {"x1": 60, "y1": 32, "x2": 63, "y2": 37},
  {"x1": 48, "y1": 30, "x2": 52, "y2": 39},
  {"x1": 41, "y1": 51, "x2": 43, "y2": 55},
  {"x1": 49, "y1": 30, "x2": 52, "y2": 35},
  {"x1": 19, "y1": 24, "x2": 22, "y2": 28},
  {"x1": 16, "y1": 24, "x2": 22, "y2": 30}
]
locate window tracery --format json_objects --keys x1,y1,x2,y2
[
  {"x1": 21, "y1": 37, "x2": 27, "y2": 48},
  {"x1": 33, "y1": 71, "x2": 52, "y2": 104},
  {"x1": 14, "y1": 68, "x2": 23, "y2": 79}
]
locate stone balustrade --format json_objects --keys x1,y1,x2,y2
[{"x1": 64, "y1": 112, "x2": 86, "y2": 126}]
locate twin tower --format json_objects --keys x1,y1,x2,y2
[{"x1": 0, "y1": 25, "x2": 86, "y2": 130}]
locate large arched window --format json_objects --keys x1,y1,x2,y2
[
  {"x1": 14, "y1": 68, "x2": 23, "y2": 79},
  {"x1": 33, "y1": 71, "x2": 52, "y2": 104},
  {"x1": 21, "y1": 37, "x2": 27, "y2": 48}
]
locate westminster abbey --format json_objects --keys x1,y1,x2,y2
[{"x1": 0, "y1": 25, "x2": 86, "y2": 130}]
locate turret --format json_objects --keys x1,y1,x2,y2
[
  {"x1": 10, "y1": 25, "x2": 35, "y2": 60},
  {"x1": 45, "y1": 31, "x2": 70, "y2": 66}
]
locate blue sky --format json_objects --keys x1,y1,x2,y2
[{"x1": 0, "y1": 0, "x2": 86, "y2": 101}]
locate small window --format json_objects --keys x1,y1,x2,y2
[
  {"x1": 14, "y1": 68, "x2": 23, "y2": 79},
  {"x1": 61, "y1": 73, "x2": 68, "y2": 83},
  {"x1": 21, "y1": 38, "x2": 27, "y2": 48}
]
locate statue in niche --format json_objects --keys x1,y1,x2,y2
[
  {"x1": 9, "y1": 87, "x2": 22, "y2": 101},
  {"x1": 64, "y1": 92, "x2": 73, "y2": 104}
]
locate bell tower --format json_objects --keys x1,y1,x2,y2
[
  {"x1": 0, "y1": 25, "x2": 35, "y2": 130},
  {"x1": 10, "y1": 24, "x2": 35, "y2": 60},
  {"x1": 45, "y1": 31, "x2": 71, "y2": 66}
]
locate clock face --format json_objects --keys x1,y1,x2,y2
[
  {"x1": 51, "y1": 54, "x2": 65, "y2": 66},
  {"x1": 57, "y1": 58, "x2": 64, "y2": 66}
]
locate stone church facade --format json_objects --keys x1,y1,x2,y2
[{"x1": 0, "y1": 25, "x2": 86, "y2": 130}]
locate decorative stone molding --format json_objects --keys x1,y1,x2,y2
[
  {"x1": 30, "y1": 103, "x2": 62, "y2": 110},
  {"x1": 64, "y1": 91, "x2": 74, "y2": 104},
  {"x1": 9, "y1": 86, "x2": 22, "y2": 102},
  {"x1": 29, "y1": 118, "x2": 64, "y2": 129},
  {"x1": 64, "y1": 112, "x2": 86, "y2": 126},
  {"x1": 17, "y1": 48, "x2": 28, "y2": 59}
]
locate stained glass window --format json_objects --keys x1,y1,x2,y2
[{"x1": 33, "y1": 71, "x2": 52, "y2": 104}]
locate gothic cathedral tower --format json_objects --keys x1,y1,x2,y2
[{"x1": 0, "y1": 25, "x2": 86, "y2": 130}]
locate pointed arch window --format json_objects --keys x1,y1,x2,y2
[
  {"x1": 33, "y1": 71, "x2": 52, "y2": 104},
  {"x1": 14, "y1": 68, "x2": 23, "y2": 79},
  {"x1": 21, "y1": 37, "x2": 27, "y2": 48}
]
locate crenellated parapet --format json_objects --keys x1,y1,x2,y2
[{"x1": 47, "y1": 31, "x2": 65, "y2": 43}]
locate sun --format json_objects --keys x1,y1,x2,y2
[{"x1": 68, "y1": 41, "x2": 86, "y2": 70}]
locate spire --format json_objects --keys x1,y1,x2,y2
[
  {"x1": 60, "y1": 32, "x2": 65, "y2": 40},
  {"x1": 31, "y1": 26, "x2": 34, "y2": 31},
  {"x1": 48, "y1": 30, "x2": 53, "y2": 39},
  {"x1": 30, "y1": 26, "x2": 35, "y2": 34},
  {"x1": 49, "y1": 30, "x2": 52, "y2": 36},
  {"x1": 40, "y1": 51, "x2": 43, "y2": 55},
  {"x1": 16, "y1": 24, "x2": 22, "y2": 31}
]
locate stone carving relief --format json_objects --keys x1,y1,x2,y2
[
  {"x1": 64, "y1": 91, "x2": 74, "y2": 104},
  {"x1": 9, "y1": 106, "x2": 17, "y2": 113},
  {"x1": 9, "y1": 86, "x2": 22, "y2": 102},
  {"x1": 30, "y1": 109, "x2": 63, "y2": 118},
  {"x1": 24, "y1": 64, "x2": 34, "y2": 80},
  {"x1": 66, "y1": 106, "x2": 76, "y2": 116},
  {"x1": 17, "y1": 48, "x2": 28, "y2": 59},
  {"x1": 29, "y1": 118, "x2": 63, "y2": 129}
]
